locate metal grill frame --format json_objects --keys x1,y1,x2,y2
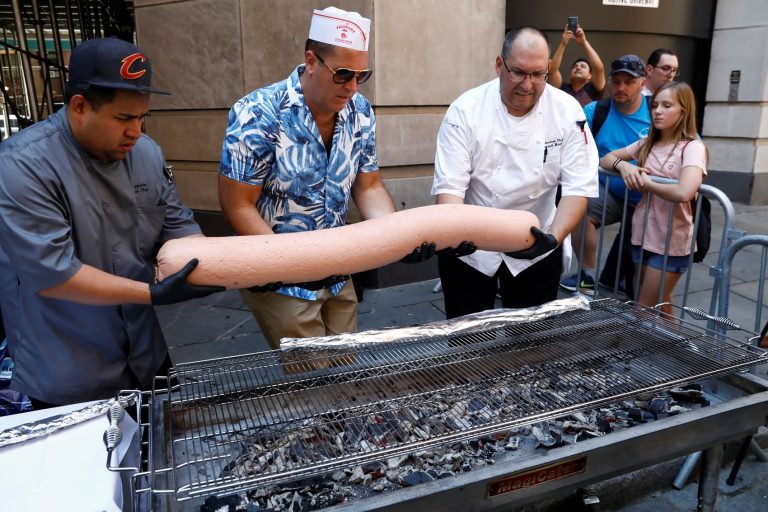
[{"x1": 155, "y1": 299, "x2": 767, "y2": 501}]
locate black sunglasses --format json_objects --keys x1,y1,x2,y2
[
  {"x1": 610, "y1": 59, "x2": 645, "y2": 76},
  {"x1": 314, "y1": 53, "x2": 373, "y2": 85}
]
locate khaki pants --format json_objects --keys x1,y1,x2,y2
[{"x1": 240, "y1": 280, "x2": 358, "y2": 349}]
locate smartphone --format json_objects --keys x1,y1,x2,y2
[{"x1": 567, "y1": 16, "x2": 579, "y2": 33}]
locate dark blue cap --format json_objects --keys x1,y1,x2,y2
[
  {"x1": 609, "y1": 55, "x2": 646, "y2": 78},
  {"x1": 67, "y1": 37, "x2": 170, "y2": 95}
]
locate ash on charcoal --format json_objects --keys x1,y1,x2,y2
[{"x1": 220, "y1": 378, "x2": 709, "y2": 511}]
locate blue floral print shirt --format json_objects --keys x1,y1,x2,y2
[{"x1": 220, "y1": 65, "x2": 379, "y2": 300}]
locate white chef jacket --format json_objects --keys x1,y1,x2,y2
[{"x1": 432, "y1": 79, "x2": 599, "y2": 277}]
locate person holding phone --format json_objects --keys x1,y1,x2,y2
[{"x1": 548, "y1": 19, "x2": 606, "y2": 107}]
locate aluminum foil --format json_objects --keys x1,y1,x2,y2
[
  {"x1": 0, "y1": 394, "x2": 136, "y2": 449},
  {"x1": 281, "y1": 295, "x2": 591, "y2": 350}
]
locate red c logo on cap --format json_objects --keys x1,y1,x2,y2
[{"x1": 120, "y1": 53, "x2": 147, "y2": 80}]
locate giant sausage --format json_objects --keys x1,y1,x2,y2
[{"x1": 156, "y1": 204, "x2": 540, "y2": 288}]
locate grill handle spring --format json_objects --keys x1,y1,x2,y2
[
  {"x1": 103, "y1": 402, "x2": 125, "y2": 453},
  {"x1": 681, "y1": 306, "x2": 742, "y2": 330},
  {"x1": 655, "y1": 302, "x2": 742, "y2": 330}
]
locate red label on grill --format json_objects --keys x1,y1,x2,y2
[{"x1": 486, "y1": 456, "x2": 588, "y2": 498}]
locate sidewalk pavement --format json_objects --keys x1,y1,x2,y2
[{"x1": 155, "y1": 201, "x2": 768, "y2": 511}]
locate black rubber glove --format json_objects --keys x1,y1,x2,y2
[
  {"x1": 400, "y1": 242, "x2": 436, "y2": 264},
  {"x1": 505, "y1": 227, "x2": 558, "y2": 260},
  {"x1": 437, "y1": 241, "x2": 477, "y2": 257},
  {"x1": 150, "y1": 259, "x2": 224, "y2": 305},
  {"x1": 247, "y1": 281, "x2": 284, "y2": 293}
]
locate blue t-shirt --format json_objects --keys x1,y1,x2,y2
[{"x1": 584, "y1": 99, "x2": 651, "y2": 204}]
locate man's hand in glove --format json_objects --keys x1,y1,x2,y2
[
  {"x1": 150, "y1": 258, "x2": 224, "y2": 305},
  {"x1": 400, "y1": 242, "x2": 436, "y2": 264},
  {"x1": 505, "y1": 227, "x2": 558, "y2": 260},
  {"x1": 437, "y1": 241, "x2": 477, "y2": 257}
]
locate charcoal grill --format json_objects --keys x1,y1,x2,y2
[{"x1": 127, "y1": 298, "x2": 768, "y2": 511}]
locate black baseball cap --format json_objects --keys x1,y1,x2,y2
[
  {"x1": 609, "y1": 55, "x2": 646, "y2": 78},
  {"x1": 67, "y1": 37, "x2": 170, "y2": 95}
]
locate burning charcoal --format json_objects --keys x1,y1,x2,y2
[
  {"x1": 628, "y1": 407, "x2": 655, "y2": 422},
  {"x1": 438, "y1": 452, "x2": 460, "y2": 464},
  {"x1": 505, "y1": 436, "x2": 521, "y2": 450},
  {"x1": 246, "y1": 503, "x2": 266, "y2": 512},
  {"x1": 466, "y1": 397, "x2": 487, "y2": 413},
  {"x1": 345, "y1": 417, "x2": 366, "y2": 445},
  {"x1": 289, "y1": 442, "x2": 307, "y2": 462},
  {"x1": 649, "y1": 396, "x2": 674, "y2": 415},
  {"x1": 371, "y1": 480, "x2": 386, "y2": 492},
  {"x1": 570, "y1": 411, "x2": 589, "y2": 423},
  {"x1": 201, "y1": 494, "x2": 242, "y2": 512},
  {"x1": 366, "y1": 421, "x2": 389, "y2": 446},
  {"x1": 386, "y1": 469, "x2": 401, "y2": 483},
  {"x1": 399, "y1": 469, "x2": 435, "y2": 487},
  {"x1": 287, "y1": 492, "x2": 302, "y2": 512},
  {"x1": 331, "y1": 470, "x2": 346, "y2": 482},
  {"x1": 413, "y1": 425, "x2": 429, "y2": 439},
  {"x1": 532, "y1": 422, "x2": 557, "y2": 447},
  {"x1": 669, "y1": 404, "x2": 691, "y2": 415},
  {"x1": 427, "y1": 416, "x2": 447, "y2": 435},
  {"x1": 348, "y1": 466, "x2": 366, "y2": 484},
  {"x1": 445, "y1": 415, "x2": 472, "y2": 431},
  {"x1": 362, "y1": 461, "x2": 383, "y2": 474},
  {"x1": 448, "y1": 401, "x2": 468, "y2": 418},
  {"x1": 387, "y1": 454, "x2": 409, "y2": 469},
  {"x1": 669, "y1": 384, "x2": 705, "y2": 402},
  {"x1": 561, "y1": 421, "x2": 600, "y2": 440},
  {"x1": 402, "y1": 407, "x2": 423, "y2": 424}
]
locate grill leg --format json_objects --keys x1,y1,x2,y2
[
  {"x1": 726, "y1": 435, "x2": 753, "y2": 485},
  {"x1": 578, "y1": 488, "x2": 601, "y2": 511},
  {"x1": 673, "y1": 451, "x2": 701, "y2": 489},
  {"x1": 697, "y1": 444, "x2": 723, "y2": 512}
]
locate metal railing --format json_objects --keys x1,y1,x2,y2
[{"x1": 570, "y1": 169, "x2": 739, "y2": 322}]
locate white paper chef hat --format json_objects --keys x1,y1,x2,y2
[{"x1": 308, "y1": 6, "x2": 370, "y2": 52}]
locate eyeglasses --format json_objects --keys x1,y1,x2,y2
[
  {"x1": 501, "y1": 58, "x2": 548, "y2": 83},
  {"x1": 610, "y1": 58, "x2": 646, "y2": 76},
  {"x1": 653, "y1": 64, "x2": 680, "y2": 77},
  {"x1": 314, "y1": 53, "x2": 373, "y2": 85}
]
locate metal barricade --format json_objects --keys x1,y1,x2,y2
[
  {"x1": 569, "y1": 169, "x2": 739, "y2": 321},
  {"x1": 714, "y1": 235, "x2": 768, "y2": 342}
]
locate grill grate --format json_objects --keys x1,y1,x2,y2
[{"x1": 163, "y1": 299, "x2": 767, "y2": 500}]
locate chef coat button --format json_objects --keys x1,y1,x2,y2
[{"x1": 112, "y1": 246, "x2": 119, "y2": 253}]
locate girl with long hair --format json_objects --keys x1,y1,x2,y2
[{"x1": 599, "y1": 82, "x2": 708, "y2": 314}]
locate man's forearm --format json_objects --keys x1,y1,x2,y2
[
  {"x1": 225, "y1": 206, "x2": 274, "y2": 236},
  {"x1": 549, "y1": 195, "x2": 588, "y2": 244},
  {"x1": 353, "y1": 183, "x2": 396, "y2": 220},
  {"x1": 436, "y1": 193, "x2": 464, "y2": 205},
  {"x1": 39, "y1": 264, "x2": 151, "y2": 305}
]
